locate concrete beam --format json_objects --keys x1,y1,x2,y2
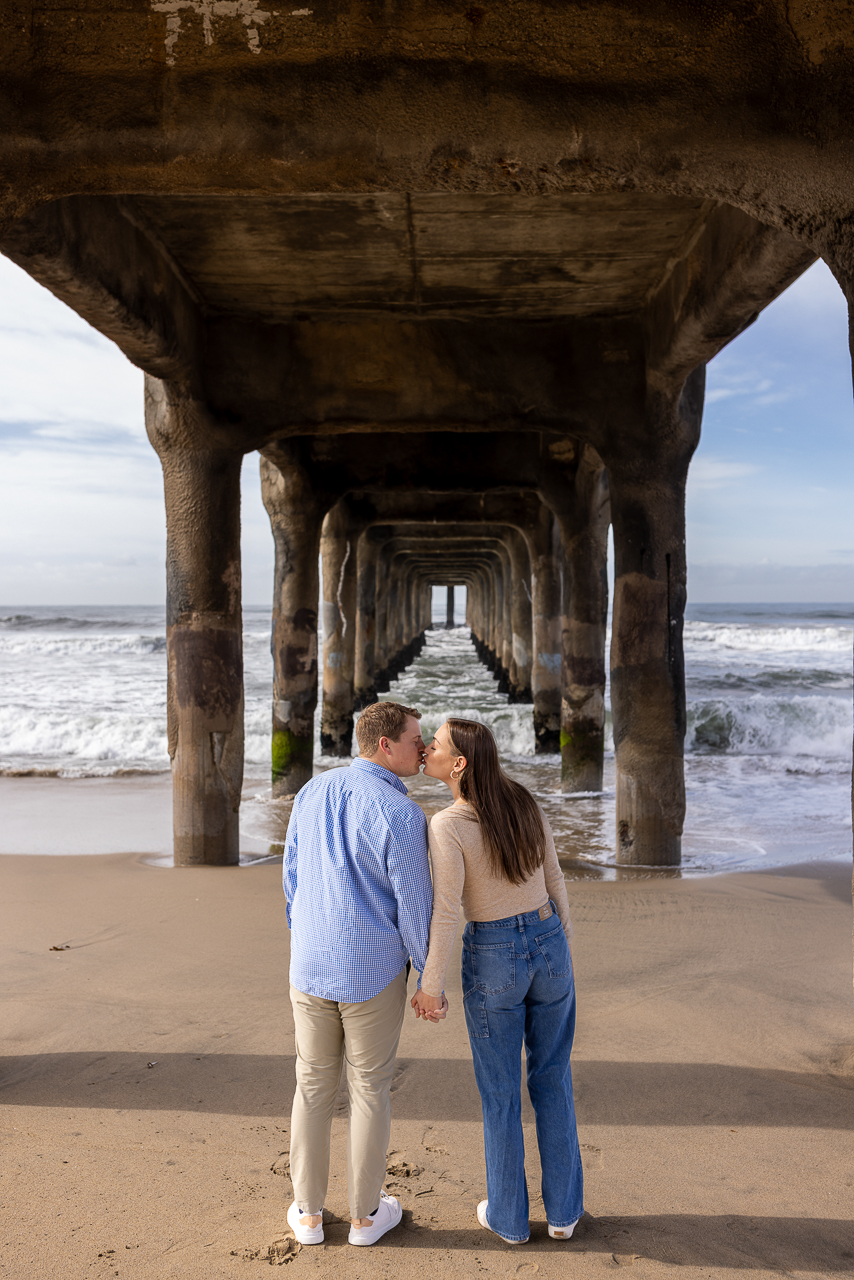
[
  {"x1": 1, "y1": 197, "x2": 203, "y2": 382},
  {"x1": 4, "y1": 2, "x2": 854, "y2": 249}
]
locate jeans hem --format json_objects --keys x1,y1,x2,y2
[{"x1": 548, "y1": 1212, "x2": 582, "y2": 1229}]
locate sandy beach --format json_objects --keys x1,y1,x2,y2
[{"x1": 2, "y1": 851, "x2": 852, "y2": 1279}]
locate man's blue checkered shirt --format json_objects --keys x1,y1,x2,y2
[{"x1": 284, "y1": 758, "x2": 432, "y2": 1003}]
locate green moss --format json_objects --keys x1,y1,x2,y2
[
  {"x1": 272, "y1": 729, "x2": 313, "y2": 783},
  {"x1": 560, "y1": 730, "x2": 574, "y2": 749}
]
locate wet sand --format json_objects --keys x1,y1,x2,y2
[{"x1": 1, "y1": 850, "x2": 852, "y2": 1279}]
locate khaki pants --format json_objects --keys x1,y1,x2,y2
[{"x1": 289, "y1": 969, "x2": 407, "y2": 1220}]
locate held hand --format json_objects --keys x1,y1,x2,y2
[{"x1": 410, "y1": 990, "x2": 449, "y2": 1022}]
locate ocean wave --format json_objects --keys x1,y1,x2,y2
[
  {"x1": 0, "y1": 706, "x2": 169, "y2": 765},
  {"x1": 392, "y1": 703, "x2": 538, "y2": 758},
  {"x1": 685, "y1": 622, "x2": 852, "y2": 654},
  {"x1": 0, "y1": 634, "x2": 166, "y2": 656},
  {"x1": 689, "y1": 667, "x2": 851, "y2": 693},
  {"x1": 687, "y1": 693, "x2": 852, "y2": 759},
  {"x1": 0, "y1": 612, "x2": 162, "y2": 631}
]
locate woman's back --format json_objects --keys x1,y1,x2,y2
[{"x1": 420, "y1": 799, "x2": 571, "y2": 997}]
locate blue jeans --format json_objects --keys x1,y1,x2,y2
[{"x1": 462, "y1": 904, "x2": 583, "y2": 1241}]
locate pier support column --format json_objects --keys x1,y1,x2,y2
[
  {"x1": 260, "y1": 446, "x2": 329, "y2": 797},
  {"x1": 524, "y1": 505, "x2": 562, "y2": 753},
  {"x1": 373, "y1": 537, "x2": 393, "y2": 691},
  {"x1": 446, "y1": 585, "x2": 455, "y2": 629},
  {"x1": 504, "y1": 529, "x2": 533, "y2": 703},
  {"x1": 320, "y1": 500, "x2": 362, "y2": 756},
  {"x1": 145, "y1": 377, "x2": 244, "y2": 866},
  {"x1": 496, "y1": 550, "x2": 513, "y2": 693},
  {"x1": 522, "y1": 499, "x2": 560, "y2": 752},
  {"x1": 385, "y1": 556, "x2": 405, "y2": 678},
  {"x1": 605, "y1": 369, "x2": 703, "y2": 866},
  {"x1": 489, "y1": 557, "x2": 506, "y2": 681},
  {"x1": 354, "y1": 527, "x2": 384, "y2": 709},
  {"x1": 540, "y1": 441, "x2": 610, "y2": 793}
]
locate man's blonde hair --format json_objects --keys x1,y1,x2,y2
[{"x1": 356, "y1": 701, "x2": 422, "y2": 757}]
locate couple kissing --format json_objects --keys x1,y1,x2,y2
[{"x1": 283, "y1": 700, "x2": 582, "y2": 1248}]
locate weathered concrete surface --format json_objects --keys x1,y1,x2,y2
[
  {"x1": 3, "y1": 1, "x2": 854, "y2": 281},
  {"x1": 540, "y1": 442, "x2": 611, "y2": 793},
  {"x1": 603, "y1": 369, "x2": 705, "y2": 868},
  {"x1": 260, "y1": 443, "x2": 336, "y2": 798},
  {"x1": 144, "y1": 377, "x2": 244, "y2": 867},
  {"x1": 527, "y1": 507, "x2": 563, "y2": 753},
  {"x1": 320, "y1": 499, "x2": 368, "y2": 758},
  {"x1": 353, "y1": 527, "x2": 386, "y2": 709}
]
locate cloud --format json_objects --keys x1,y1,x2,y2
[
  {"x1": 704, "y1": 361, "x2": 795, "y2": 412},
  {"x1": 688, "y1": 456, "x2": 761, "y2": 490}
]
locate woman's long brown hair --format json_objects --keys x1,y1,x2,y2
[{"x1": 446, "y1": 718, "x2": 546, "y2": 885}]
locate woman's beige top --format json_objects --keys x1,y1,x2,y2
[{"x1": 420, "y1": 799, "x2": 572, "y2": 997}]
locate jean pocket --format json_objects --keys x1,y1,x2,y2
[
  {"x1": 533, "y1": 923, "x2": 571, "y2": 978},
  {"x1": 468, "y1": 941, "x2": 515, "y2": 995}
]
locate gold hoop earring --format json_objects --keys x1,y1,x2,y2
[{"x1": 450, "y1": 767, "x2": 462, "y2": 781}]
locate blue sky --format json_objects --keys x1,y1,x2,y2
[{"x1": 0, "y1": 251, "x2": 851, "y2": 605}]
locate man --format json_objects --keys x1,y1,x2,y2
[{"x1": 283, "y1": 701, "x2": 443, "y2": 1248}]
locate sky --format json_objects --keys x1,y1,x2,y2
[{"x1": 0, "y1": 251, "x2": 851, "y2": 605}]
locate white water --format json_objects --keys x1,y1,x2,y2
[{"x1": 1, "y1": 603, "x2": 851, "y2": 875}]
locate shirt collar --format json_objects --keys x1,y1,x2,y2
[{"x1": 350, "y1": 757, "x2": 409, "y2": 795}]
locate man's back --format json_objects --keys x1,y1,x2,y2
[{"x1": 284, "y1": 758, "x2": 432, "y2": 1002}]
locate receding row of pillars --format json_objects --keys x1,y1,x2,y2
[{"x1": 146, "y1": 373, "x2": 700, "y2": 875}]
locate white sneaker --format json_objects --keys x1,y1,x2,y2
[
  {"x1": 287, "y1": 1201, "x2": 324, "y2": 1245},
  {"x1": 477, "y1": 1199, "x2": 529, "y2": 1244},
  {"x1": 348, "y1": 1191, "x2": 402, "y2": 1246},
  {"x1": 548, "y1": 1217, "x2": 580, "y2": 1239}
]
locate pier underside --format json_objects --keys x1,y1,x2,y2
[{"x1": 3, "y1": 1, "x2": 852, "y2": 872}]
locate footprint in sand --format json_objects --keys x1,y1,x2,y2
[{"x1": 237, "y1": 1237, "x2": 301, "y2": 1265}]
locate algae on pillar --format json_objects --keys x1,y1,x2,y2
[
  {"x1": 145, "y1": 376, "x2": 244, "y2": 866},
  {"x1": 260, "y1": 446, "x2": 331, "y2": 797}
]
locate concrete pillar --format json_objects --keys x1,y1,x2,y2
[
  {"x1": 386, "y1": 556, "x2": 405, "y2": 678},
  {"x1": 480, "y1": 568, "x2": 497, "y2": 670},
  {"x1": 496, "y1": 551, "x2": 513, "y2": 693},
  {"x1": 446, "y1": 585, "x2": 455, "y2": 629},
  {"x1": 260, "y1": 446, "x2": 328, "y2": 797},
  {"x1": 421, "y1": 580, "x2": 432, "y2": 635},
  {"x1": 524, "y1": 504, "x2": 562, "y2": 753},
  {"x1": 605, "y1": 369, "x2": 703, "y2": 866},
  {"x1": 503, "y1": 529, "x2": 533, "y2": 704},
  {"x1": 373, "y1": 538, "x2": 393, "y2": 691},
  {"x1": 540, "y1": 442, "x2": 610, "y2": 794},
  {"x1": 320, "y1": 500, "x2": 361, "y2": 756},
  {"x1": 488, "y1": 556, "x2": 505, "y2": 681},
  {"x1": 145, "y1": 377, "x2": 244, "y2": 866},
  {"x1": 354, "y1": 526, "x2": 384, "y2": 709}
]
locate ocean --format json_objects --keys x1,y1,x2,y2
[{"x1": 0, "y1": 602, "x2": 851, "y2": 877}]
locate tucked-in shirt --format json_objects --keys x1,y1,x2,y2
[
  {"x1": 420, "y1": 800, "x2": 573, "y2": 997},
  {"x1": 284, "y1": 758, "x2": 432, "y2": 1003}
]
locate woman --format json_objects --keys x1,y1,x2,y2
[{"x1": 414, "y1": 719, "x2": 583, "y2": 1245}]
